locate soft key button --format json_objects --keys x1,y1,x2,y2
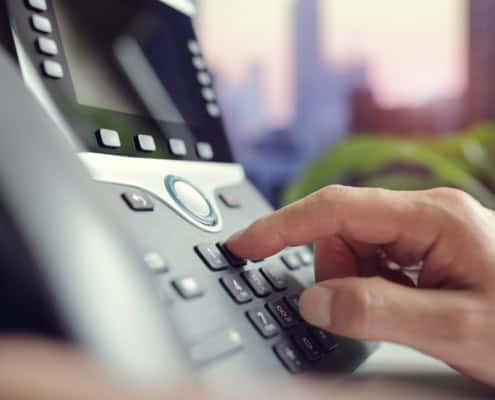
[
  {"x1": 26, "y1": 0, "x2": 47, "y2": 11},
  {"x1": 31, "y1": 15, "x2": 52, "y2": 33},
  {"x1": 165, "y1": 176, "x2": 218, "y2": 227}
]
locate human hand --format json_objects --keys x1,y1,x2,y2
[{"x1": 227, "y1": 186, "x2": 495, "y2": 386}]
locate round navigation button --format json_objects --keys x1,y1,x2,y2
[{"x1": 165, "y1": 175, "x2": 218, "y2": 227}]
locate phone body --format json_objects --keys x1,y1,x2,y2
[{"x1": 3, "y1": 0, "x2": 376, "y2": 381}]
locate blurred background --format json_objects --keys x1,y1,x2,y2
[{"x1": 194, "y1": 0, "x2": 495, "y2": 208}]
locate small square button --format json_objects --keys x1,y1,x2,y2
[
  {"x1": 187, "y1": 39, "x2": 201, "y2": 55},
  {"x1": 192, "y1": 56, "x2": 206, "y2": 70},
  {"x1": 31, "y1": 15, "x2": 52, "y2": 33},
  {"x1": 144, "y1": 252, "x2": 170, "y2": 274},
  {"x1": 201, "y1": 88, "x2": 216, "y2": 102},
  {"x1": 297, "y1": 247, "x2": 314, "y2": 266},
  {"x1": 197, "y1": 72, "x2": 212, "y2": 86},
  {"x1": 26, "y1": 0, "x2": 47, "y2": 12},
  {"x1": 136, "y1": 134, "x2": 156, "y2": 152},
  {"x1": 37, "y1": 37, "x2": 58, "y2": 56},
  {"x1": 41, "y1": 60, "x2": 64, "y2": 79},
  {"x1": 219, "y1": 193, "x2": 241, "y2": 209},
  {"x1": 168, "y1": 138, "x2": 187, "y2": 157},
  {"x1": 281, "y1": 253, "x2": 302, "y2": 271},
  {"x1": 206, "y1": 103, "x2": 221, "y2": 118},
  {"x1": 196, "y1": 142, "x2": 214, "y2": 160},
  {"x1": 122, "y1": 190, "x2": 154, "y2": 211},
  {"x1": 173, "y1": 277, "x2": 203, "y2": 299},
  {"x1": 261, "y1": 264, "x2": 289, "y2": 291},
  {"x1": 96, "y1": 129, "x2": 121, "y2": 149}
]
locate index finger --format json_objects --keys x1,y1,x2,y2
[{"x1": 226, "y1": 185, "x2": 442, "y2": 261}]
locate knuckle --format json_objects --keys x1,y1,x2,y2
[
  {"x1": 446, "y1": 306, "x2": 483, "y2": 342},
  {"x1": 340, "y1": 280, "x2": 378, "y2": 336},
  {"x1": 317, "y1": 185, "x2": 347, "y2": 203},
  {"x1": 428, "y1": 187, "x2": 476, "y2": 210}
]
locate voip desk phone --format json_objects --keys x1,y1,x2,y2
[{"x1": 1, "y1": 0, "x2": 375, "y2": 383}]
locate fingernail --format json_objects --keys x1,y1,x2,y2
[{"x1": 300, "y1": 286, "x2": 333, "y2": 328}]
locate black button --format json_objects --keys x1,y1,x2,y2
[
  {"x1": 172, "y1": 277, "x2": 203, "y2": 299},
  {"x1": 218, "y1": 243, "x2": 247, "y2": 267},
  {"x1": 219, "y1": 193, "x2": 241, "y2": 208},
  {"x1": 96, "y1": 129, "x2": 121, "y2": 149},
  {"x1": 292, "y1": 331, "x2": 322, "y2": 361},
  {"x1": 309, "y1": 327, "x2": 338, "y2": 353},
  {"x1": 267, "y1": 299, "x2": 298, "y2": 329},
  {"x1": 246, "y1": 307, "x2": 280, "y2": 338},
  {"x1": 285, "y1": 294, "x2": 301, "y2": 317},
  {"x1": 144, "y1": 252, "x2": 170, "y2": 274},
  {"x1": 297, "y1": 247, "x2": 314, "y2": 266},
  {"x1": 122, "y1": 190, "x2": 154, "y2": 211},
  {"x1": 281, "y1": 253, "x2": 302, "y2": 270},
  {"x1": 220, "y1": 276, "x2": 252, "y2": 304},
  {"x1": 274, "y1": 341, "x2": 304, "y2": 373},
  {"x1": 196, "y1": 142, "x2": 214, "y2": 160},
  {"x1": 242, "y1": 270, "x2": 272, "y2": 297},
  {"x1": 195, "y1": 244, "x2": 229, "y2": 271},
  {"x1": 261, "y1": 263, "x2": 289, "y2": 291}
]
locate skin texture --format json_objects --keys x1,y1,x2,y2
[{"x1": 227, "y1": 186, "x2": 495, "y2": 386}]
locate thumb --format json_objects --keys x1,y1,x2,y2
[{"x1": 299, "y1": 277, "x2": 476, "y2": 362}]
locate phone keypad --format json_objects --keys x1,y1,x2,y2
[{"x1": 192, "y1": 243, "x2": 336, "y2": 373}]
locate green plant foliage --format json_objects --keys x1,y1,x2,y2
[{"x1": 283, "y1": 124, "x2": 495, "y2": 209}]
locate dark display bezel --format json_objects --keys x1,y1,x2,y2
[{"x1": 6, "y1": 0, "x2": 234, "y2": 163}]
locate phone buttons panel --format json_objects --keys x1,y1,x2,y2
[{"x1": 165, "y1": 175, "x2": 218, "y2": 227}]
